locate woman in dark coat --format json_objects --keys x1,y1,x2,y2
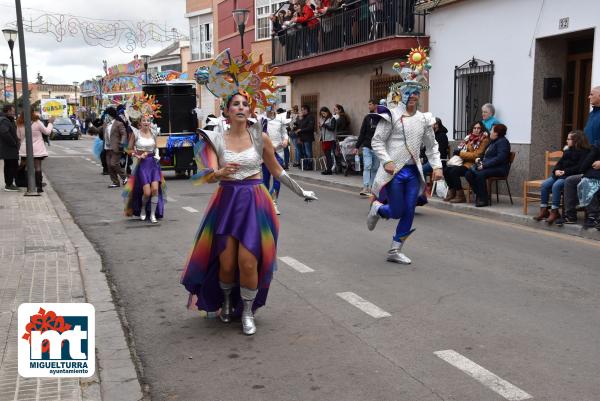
[{"x1": 465, "y1": 123, "x2": 511, "y2": 207}]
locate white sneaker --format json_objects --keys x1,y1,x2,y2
[
  {"x1": 273, "y1": 200, "x2": 281, "y2": 215},
  {"x1": 367, "y1": 201, "x2": 382, "y2": 231},
  {"x1": 150, "y1": 213, "x2": 158, "y2": 224},
  {"x1": 140, "y1": 211, "x2": 146, "y2": 221}
]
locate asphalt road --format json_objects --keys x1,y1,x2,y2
[{"x1": 44, "y1": 137, "x2": 600, "y2": 401}]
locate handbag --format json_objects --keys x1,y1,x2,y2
[{"x1": 446, "y1": 155, "x2": 463, "y2": 167}]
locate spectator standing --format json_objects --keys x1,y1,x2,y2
[
  {"x1": 295, "y1": 104, "x2": 315, "y2": 170},
  {"x1": 289, "y1": 105, "x2": 301, "y2": 166},
  {"x1": 354, "y1": 99, "x2": 380, "y2": 196},
  {"x1": 534, "y1": 131, "x2": 590, "y2": 224},
  {"x1": 106, "y1": 107, "x2": 128, "y2": 188},
  {"x1": 16, "y1": 111, "x2": 54, "y2": 193},
  {"x1": 294, "y1": 0, "x2": 319, "y2": 55},
  {"x1": 422, "y1": 117, "x2": 449, "y2": 176},
  {"x1": 465, "y1": 123, "x2": 511, "y2": 207},
  {"x1": 0, "y1": 104, "x2": 20, "y2": 191},
  {"x1": 584, "y1": 86, "x2": 600, "y2": 147},
  {"x1": 319, "y1": 106, "x2": 336, "y2": 175},
  {"x1": 443, "y1": 121, "x2": 489, "y2": 203},
  {"x1": 481, "y1": 103, "x2": 500, "y2": 132}
]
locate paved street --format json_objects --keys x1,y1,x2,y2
[{"x1": 43, "y1": 137, "x2": 600, "y2": 401}]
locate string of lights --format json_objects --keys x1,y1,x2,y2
[{"x1": 4, "y1": 12, "x2": 184, "y2": 53}]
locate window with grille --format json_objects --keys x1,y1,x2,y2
[
  {"x1": 453, "y1": 58, "x2": 494, "y2": 140},
  {"x1": 255, "y1": 0, "x2": 288, "y2": 40},
  {"x1": 190, "y1": 16, "x2": 213, "y2": 60},
  {"x1": 370, "y1": 75, "x2": 402, "y2": 103}
]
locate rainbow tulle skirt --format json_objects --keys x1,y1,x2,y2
[
  {"x1": 122, "y1": 157, "x2": 166, "y2": 219},
  {"x1": 181, "y1": 179, "x2": 279, "y2": 315}
]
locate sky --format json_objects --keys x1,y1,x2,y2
[{"x1": 0, "y1": 0, "x2": 187, "y2": 85}]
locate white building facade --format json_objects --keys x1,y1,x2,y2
[{"x1": 425, "y1": 0, "x2": 600, "y2": 193}]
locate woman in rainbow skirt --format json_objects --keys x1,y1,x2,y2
[{"x1": 181, "y1": 50, "x2": 318, "y2": 335}]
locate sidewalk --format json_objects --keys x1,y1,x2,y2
[
  {"x1": 288, "y1": 167, "x2": 600, "y2": 241},
  {"x1": 0, "y1": 161, "x2": 143, "y2": 401}
]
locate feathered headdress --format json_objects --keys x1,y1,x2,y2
[
  {"x1": 194, "y1": 49, "x2": 279, "y2": 113},
  {"x1": 387, "y1": 47, "x2": 431, "y2": 106}
]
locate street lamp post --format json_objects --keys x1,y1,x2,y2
[
  {"x1": 73, "y1": 81, "x2": 79, "y2": 116},
  {"x1": 141, "y1": 55, "x2": 150, "y2": 84},
  {"x1": 96, "y1": 75, "x2": 103, "y2": 113},
  {"x1": 0, "y1": 63, "x2": 7, "y2": 103},
  {"x1": 232, "y1": 9, "x2": 250, "y2": 52},
  {"x1": 12, "y1": 0, "x2": 38, "y2": 196},
  {"x1": 2, "y1": 29, "x2": 19, "y2": 115}
]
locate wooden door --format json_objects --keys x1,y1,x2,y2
[{"x1": 562, "y1": 52, "x2": 593, "y2": 143}]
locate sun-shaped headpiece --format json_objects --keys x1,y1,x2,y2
[
  {"x1": 387, "y1": 47, "x2": 431, "y2": 105},
  {"x1": 127, "y1": 93, "x2": 162, "y2": 122},
  {"x1": 195, "y1": 48, "x2": 279, "y2": 113}
]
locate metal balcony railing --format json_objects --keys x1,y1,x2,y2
[{"x1": 271, "y1": 0, "x2": 426, "y2": 66}]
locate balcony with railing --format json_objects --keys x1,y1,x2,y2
[{"x1": 271, "y1": 0, "x2": 427, "y2": 74}]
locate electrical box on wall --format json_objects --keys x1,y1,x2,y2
[{"x1": 543, "y1": 77, "x2": 562, "y2": 99}]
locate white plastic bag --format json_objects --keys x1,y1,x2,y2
[{"x1": 432, "y1": 179, "x2": 448, "y2": 199}]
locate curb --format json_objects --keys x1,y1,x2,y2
[
  {"x1": 45, "y1": 178, "x2": 145, "y2": 401},
  {"x1": 290, "y1": 172, "x2": 600, "y2": 242}
]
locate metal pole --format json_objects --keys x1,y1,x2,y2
[
  {"x1": 9, "y1": 48, "x2": 17, "y2": 115},
  {"x1": 2, "y1": 72, "x2": 6, "y2": 102},
  {"x1": 239, "y1": 24, "x2": 245, "y2": 52},
  {"x1": 15, "y1": 0, "x2": 38, "y2": 196}
]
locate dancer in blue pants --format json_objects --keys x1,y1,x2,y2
[
  {"x1": 262, "y1": 106, "x2": 289, "y2": 215},
  {"x1": 366, "y1": 48, "x2": 443, "y2": 264}
]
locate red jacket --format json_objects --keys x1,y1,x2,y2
[{"x1": 295, "y1": 4, "x2": 319, "y2": 28}]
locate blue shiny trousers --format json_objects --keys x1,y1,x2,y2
[
  {"x1": 377, "y1": 165, "x2": 421, "y2": 242},
  {"x1": 262, "y1": 153, "x2": 284, "y2": 197}
]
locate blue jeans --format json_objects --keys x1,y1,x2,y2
[
  {"x1": 540, "y1": 176, "x2": 565, "y2": 209},
  {"x1": 422, "y1": 162, "x2": 433, "y2": 176},
  {"x1": 377, "y1": 165, "x2": 421, "y2": 242},
  {"x1": 291, "y1": 137, "x2": 301, "y2": 165},
  {"x1": 362, "y1": 147, "x2": 380, "y2": 189},
  {"x1": 300, "y1": 141, "x2": 313, "y2": 169},
  {"x1": 283, "y1": 145, "x2": 290, "y2": 168},
  {"x1": 262, "y1": 153, "x2": 284, "y2": 197}
]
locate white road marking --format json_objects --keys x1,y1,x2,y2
[
  {"x1": 46, "y1": 150, "x2": 56, "y2": 155},
  {"x1": 84, "y1": 157, "x2": 92, "y2": 161},
  {"x1": 279, "y1": 256, "x2": 315, "y2": 273},
  {"x1": 166, "y1": 196, "x2": 177, "y2": 202},
  {"x1": 182, "y1": 206, "x2": 199, "y2": 213},
  {"x1": 434, "y1": 350, "x2": 532, "y2": 401},
  {"x1": 336, "y1": 292, "x2": 391, "y2": 318}
]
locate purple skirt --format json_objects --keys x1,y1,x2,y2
[
  {"x1": 123, "y1": 157, "x2": 166, "y2": 219},
  {"x1": 181, "y1": 179, "x2": 279, "y2": 315}
]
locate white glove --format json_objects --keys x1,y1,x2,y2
[{"x1": 278, "y1": 170, "x2": 318, "y2": 201}]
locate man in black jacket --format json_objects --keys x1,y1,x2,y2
[
  {"x1": 0, "y1": 104, "x2": 20, "y2": 191},
  {"x1": 294, "y1": 105, "x2": 315, "y2": 170},
  {"x1": 354, "y1": 99, "x2": 380, "y2": 196}
]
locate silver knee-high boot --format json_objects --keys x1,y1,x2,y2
[
  {"x1": 150, "y1": 195, "x2": 158, "y2": 223},
  {"x1": 140, "y1": 195, "x2": 149, "y2": 221},
  {"x1": 219, "y1": 281, "x2": 234, "y2": 323},
  {"x1": 240, "y1": 287, "x2": 258, "y2": 335}
]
